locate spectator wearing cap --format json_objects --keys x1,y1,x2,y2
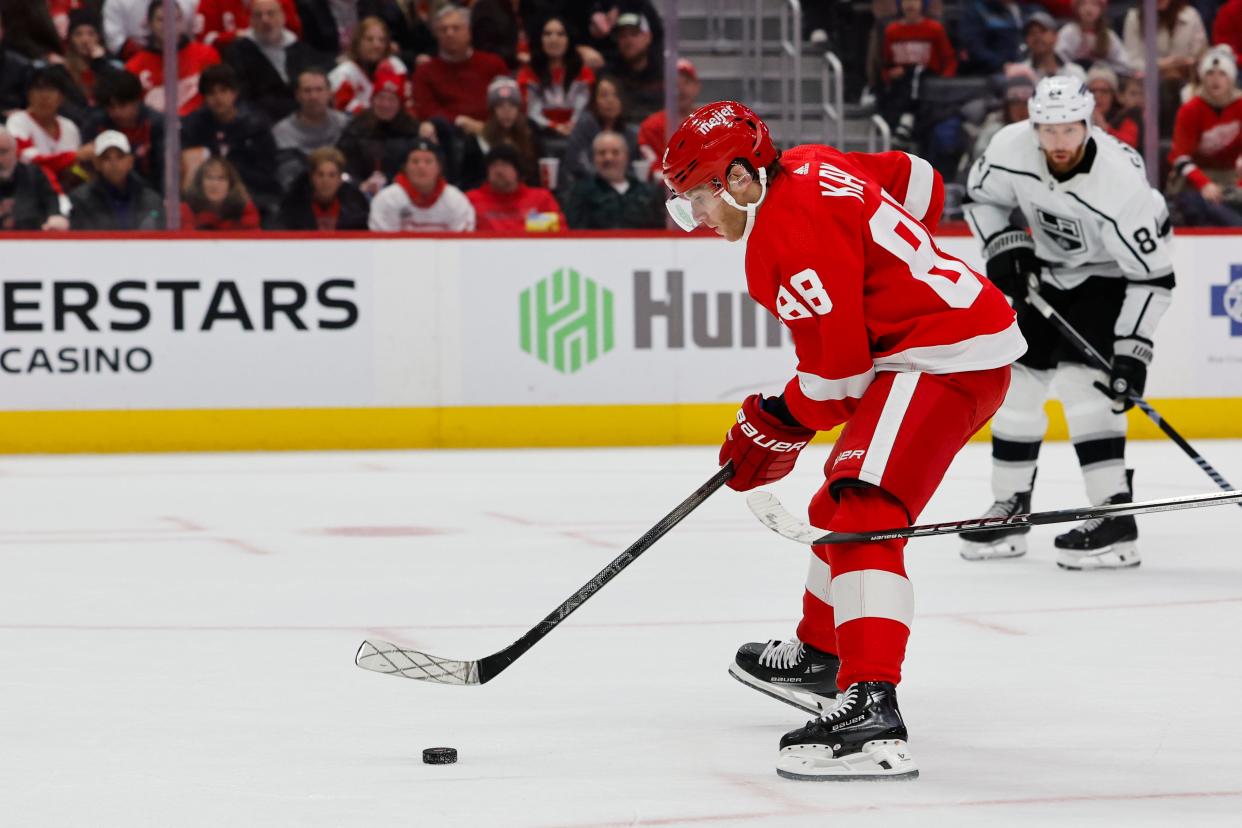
[
  {"x1": 970, "y1": 70, "x2": 1036, "y2": 164},
  {"x1": 637, "y1": 58, "x2": 699, "y2": 164},
  {"x1": 563, "y1": 129, "x2": 661, "y2": 229},
  {"x1": 199, "y1": 0, "x2": 303, "y2": 50},
  {"x1": 1055, "y1": 0, "x2": 1130, "y2": 74},
  {"x1": 5, "y1": 67, "x2": 83, "y2": 194},
  {"x1": 123, "y1": 0, "x2": 222, "y2": 116},
  {"x1": 1169, "y1": 45, "x2": 1242, "y2": 225},
  {"x1": 369, "y1": 139, "x2": 475, "y2": 232},
  {"x1": 181, "y1": 155, "x2": 262, "y2": 229},
  {"x1": 61, "y1": 10, "x2": 125, "y2": 115},
  {"x1": 0, "y1": 16, "x2": 34, "y2": 117},
  {"x1": 83, "y1": 70, "x2": 165, "y2": 192},
  {"x1": 221, "y1": 0, "x2": 327, "y2": 124},
  {"x1": 606, "y1": 11, "x2": 663, "y2": 121},
  {"x1": 1017, "y1": 12, "x2": 1086, "y2": 81},
  {"x1": 0, "y1": 125, "x2": 67, "y2": 230},
  {"x1": 277, "y1": 145, "x2": 369, "y2": 230},
  {"x1": 518, "y1": 15, "x2": 595, "y2": 143},
  {"x1": 586, "y1": 1, "x2": 664, "y2": 69},
  {"x1": 1086, "y1": 65, "x2": 1140, "y2": 149},
  {"x1": 413, "y1": 4, "x2": 509, "y2": 134},
  {"x1": 562, "y1": 75, "x2": 639, "y2": 195},
  {"x1": 466, "y1": 143, "x2": 565, "y2": 232},
  {"x1": 459, "y1": 75, "x2": 543, "y2": 189},
  {"x1": 273, "y1": 67, "x2": 350, "y2": 154},
  {"x1": 958, "y1": 0, "x2": 1025, "y2": 76},
  {"x1": 181, "y1": 63, "x2": 279, "y2": 213},
  {"x1": 329, "y1": 15, "x2": 413, "y2": 116},
  {"x1": 68, "y1": 129, "x2": 164, "y2": 230},
  {"x1": 337, "y1": 65, "x2": 433, "y2": 197},
  {"x1": 104, "y1": 0, "x2": 198, "y2": 60}
]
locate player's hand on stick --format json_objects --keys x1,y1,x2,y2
[
  {"x1": 719, "y1": 394, "x2": 815, "y2": 492},
  {"x1": 983, "y1": 227, "x2": 1039, "y2": 302},
  {"x1": 1096, "y1": 338, "x2": 1153, "y2": 413}
]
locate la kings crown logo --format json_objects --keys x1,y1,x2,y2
[{"x1": 1036, "y1": 208, "x2": 1086, "y2": 253}]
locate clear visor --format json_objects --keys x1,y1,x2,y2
[{"x1": 664, "y1": 179, "x2": 734, "y2": 233}]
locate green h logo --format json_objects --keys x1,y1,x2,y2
[{"x1": 520, "y1": 268, "x2": 615, "y2": 373}]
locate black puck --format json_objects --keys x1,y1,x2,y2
[{"x1": 422, "y1": 747, "x2": 457, "y2": 765}]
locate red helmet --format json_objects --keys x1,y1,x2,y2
[{"x1": 662, "y1": 101, "x2": 779, "y2": 196}]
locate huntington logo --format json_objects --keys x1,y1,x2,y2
[{"x1": 520, "y1": 268, "x2": 615, "y2": 373}]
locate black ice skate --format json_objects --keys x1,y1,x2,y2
[
  {"x1": 1055, "y1": 477, "x2": 1139, "y2": 570},
  {"x1": 776, "y1": 681, "x2": 918, "y2": 781},
  {"x1": 728, "y1": 639, "x2": 839, "y2": 715},
  {"x1": 959, "y1": 490, "x2": 1032, "y2": 560}
]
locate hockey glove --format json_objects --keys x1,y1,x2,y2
[
  {"x1": 1098, "y1": 338, "x2": 1153, "y2": 414},
  {"x1": 984, "y1": 228, "x2": 1039, "y2": 302},
  {"x1": 720, "y1": 394, "x2": 815, "y2": 492}
]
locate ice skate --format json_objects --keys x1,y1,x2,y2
[
  {"x1": 776, "y1": 681, "x2": 918, "y2": 781},
  {"x1": 1055, "y1": 493, "x2": 1140, "y2": 570},
  {"x1": 959, "y1": 490, "x2": 1031, "y2": 560},
  {"x1": 729, "y1": 639, "x2": 839, "y2": 716}
]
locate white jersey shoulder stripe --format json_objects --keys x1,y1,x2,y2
[{"x1": 901, "y1": 152, "x2": 934, "y2": 221}]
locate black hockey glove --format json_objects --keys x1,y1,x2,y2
[
  {"x1": 1098, "y1": 338, "x2": 1154, "y2": 414},
  {"x1": 983, "y1": 228, "x2": 1039, "y2": 302}
]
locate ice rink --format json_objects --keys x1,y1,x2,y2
[{"x1": 2, "y1": 439, "x2": 1240, "y2": 827}]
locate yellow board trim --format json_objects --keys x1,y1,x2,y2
[{"x1": 1, "y1": 399, "x2": 1239, "y2": 453}]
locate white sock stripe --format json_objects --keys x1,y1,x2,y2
[
  {"x1": 830, "y1": 568, "x2": 914, "y2": 628},
  {"x1": 804, "y1": 554, "x2": 833, "y2": 606},
  {"x1": 858, "y1": 372, "x2": 921, "y2": 486}
]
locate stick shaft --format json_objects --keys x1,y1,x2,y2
[
  {"x1": 475, "y1": 465, "x2": 733, "y2": 682},
  {"x1": 1025, "y1": 289, "x2": 1240, "y2": 501}
]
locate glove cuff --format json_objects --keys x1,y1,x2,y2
[
  {"x1": 984, "y1": 228, "x2": 1034, "y2": 260},
  {"x1": 1114, "y1": 337, "x2": 1154, "y2": 366}
]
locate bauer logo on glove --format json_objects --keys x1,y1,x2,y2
[{"x1": 720, "y1": 394, "x2": 816, "y2": 492}]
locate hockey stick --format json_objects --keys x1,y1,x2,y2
[
  {"x1": 746, "y1": 487, "x2": 1242, "y2": 546},
  {"x1": 1025, "y1": 287, "x2": 1241, "y2": 505},
  {"x1": 355, "y1": 464, "x2": 734, "y2": 685}
]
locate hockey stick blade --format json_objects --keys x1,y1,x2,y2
[
  {"x1": 355, "y1": 465, "x2": 734, "y2": 687},
  {"x1": 355, "y1": 639, "x2": 481, "y2": 685},
  {"x1": 747, "y1": 488, "x2": 1242, "y2": 546}
]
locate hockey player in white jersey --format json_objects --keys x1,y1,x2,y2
[{"x1": 960, "y1": 75, "x2": 1174, "y2": 570}]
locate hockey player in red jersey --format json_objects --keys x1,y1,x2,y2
[{"x1": 663, "y1": 101, "x2": 1026, "y2": 780}]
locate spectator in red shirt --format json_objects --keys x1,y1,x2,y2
[
  {"x1": 1085, "y1": 65, "x2": 1140, "y2": 149},
  {"x1": 198, "y1": 0, "x2": 303, "y2": 50},
  {"x1": 636, "y1": 58, "x2": 700, "y2": 169},
  {"x1": 467, "y1": 143, "x2": 565, "y2": 232},
  {"x1": 412, "y1": 4, "x2": 508, "y2": 134},
  {"x1": 879, "y1": 0, "x2": 957, "y2": 148},
  {"x1": 1215, "y1": 0, "x2": 1242, "y2": 64},
  {"x1": 123, "y1": 0, "x2": 222, "y2": 116},
  {"x1": 1169, "y1": 44, "x2": 1242, "y2": 225},
  {"x1": 277, "y1": 146, "x2": 370, "y2": 230},
  {"x1": 180, "y1": 155, "x2": 261, "y2": 230},
  {"x1": 328, "y1": 15, "x2": 412, "y2": 115},
  {"x1": 517, "y1": 16, "x2": 595, "y2": 143}
]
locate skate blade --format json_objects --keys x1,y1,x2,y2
[
  {"x1": 1056, "y1": 541, "x2": 1140, "y2": 571},
  {"x1": 960, "y1": 534, "x2": 1027, "y2": 561},
  {"x1": 776, "y1": 739, "x2": 919, "y2": 781},
  {"x1": 727, "y1": 664, "x2": 835, "y2": 717}
]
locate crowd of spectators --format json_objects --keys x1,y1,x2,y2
[
  {"x1": 7, "y1": 1, "x2": 1242, "y2": 232},
  {"x1": 0, "y1": 0, "x2": 670, "y2": 233},
  {"x1": 850, "y1": 0, "x2": 1242, "y2": 225}
]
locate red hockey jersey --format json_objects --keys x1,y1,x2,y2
[
  {"x1": 745, "y1": 145, "x2": 1025, "y2": 432},
  {"x1": 125, "y1": 42, "x2": 222, "y2": 116}
]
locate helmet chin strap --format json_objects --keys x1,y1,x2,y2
[{"x1": 719, "y1": 167, "x2": 768, "y2": 243}]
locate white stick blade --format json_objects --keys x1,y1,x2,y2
[
  {"x1": 746, "y1": 491, "x2": 825, "y2": 545},
  {"x1": 355, "y1": 639, "x2": 480, "y2": 685}
]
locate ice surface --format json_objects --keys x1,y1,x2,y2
[{"x1": 1, "y1": 440, "x2": 1240, "y2": 827}]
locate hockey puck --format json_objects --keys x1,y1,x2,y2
[{"x1": 422, "y1": 747, "x2": 457, "y2": 765}]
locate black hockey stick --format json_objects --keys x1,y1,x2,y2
[
  {"x1": 355, "y1": 464, "x2": 734, "y2": 685},
  {"x1": 746, "y1": 487, "x2": 1242, "y2": 546},
  {"x1": 1025, "y1": 288, "x2": 1241, "y2": 505}
]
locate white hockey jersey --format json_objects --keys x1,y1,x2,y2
[
  {"x1": 368, "y1": 176, "x2": 475, "y2": 233},
  {"x1": 964, "y1": 120, "x2": 1174, "y2": 345}
]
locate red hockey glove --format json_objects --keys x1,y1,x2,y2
[{"x1": 719, "y1": 394, "x2": 816, "y2": 492}]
